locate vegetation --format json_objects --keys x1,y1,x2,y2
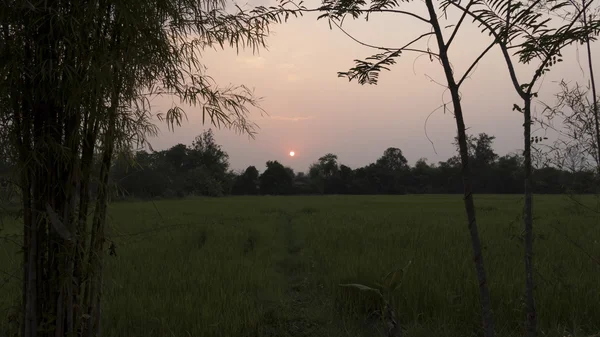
[
  {"x1": 3, "y1": 195, "x2": 599, "y2": 337},
  {"x1": 1, "y1": 0, "x2": 600, "y2": 336},
  {"x1": 0, "y1": 0, "x2": 299, "y2": 336},
  {"x1": 97, "y1": 130, "x2": 597, "y2": 198}
]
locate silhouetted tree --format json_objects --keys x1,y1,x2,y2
[
  {"x1": 376, "y1": 147, "x2": 409, "y2": 172},
  {"x1": 232, "y1": 166, "x2": 260, "y2": 195},
  {"x1": 109, "y1": 135, "x2": 597, "y2": 198},
  {"x1": 0, "y1": 0, "x2": 298, "y2": 334},
  {"x1": 259, "y1": 161, "x2": 294, "y2": 195}
]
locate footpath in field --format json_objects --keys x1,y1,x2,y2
[
  {"x1": 269, "y1": 211, "x2": 324, "y2": 337},
  {"x1": 263, "y1": 211, "x2": 376, "y2": 337}
]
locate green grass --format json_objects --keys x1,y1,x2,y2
[{"x1": 1, "y1": 195, "x2": 600, "y2": 337}]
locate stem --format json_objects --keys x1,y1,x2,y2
[
  {"x1": 523, "y1": 97, "x2": 536, "y2": 337},
  {"x1": 528, "y1": 0, "x2": 598, "y2": 90},
  {"x1": 446, "y1": 1, "x2": 527, "y2": 99},
  {"x1": 582, "y1": 0, "x2": 600, "y2": 175},
  {"x1": 446, "y1": 0, "x2": 475, "y2": 48},
  {"x1": 312, "y1": 6, "x2": 430, "y2": 23},
  {"x1": 425, "y1": 2, "x2": 495, "y2": 337}
]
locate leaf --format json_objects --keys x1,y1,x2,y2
[
  {"x1": 45, "y1": 204, "x2": 73, "y2": 242},
  {"x1": 339, "y1": 283, "x2": 383, "y2": 298},
  {"x1": 382, "y1": 260, "x2": 412, "y2": 290},
  {"x1": 339, "y1": 50, "x2": 403, "y2": 85},
  {"x1": 513, "y1": 104, "x2": 523, "y2": 112}
]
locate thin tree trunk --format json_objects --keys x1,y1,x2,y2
[
  {"x1": 84, "y1": 127, "x2": 115, "y2": 337},
  {"x1": 75, "y1": 116, "x2": 99, "y2": 336},
  {"x1": 57, "y1": 109, "x2": 82, "y2": 337},
  {"x1": 425, "y1": 2, "x2": 495, "y2": 337},
  {"x1": 84, "y1": 73, "x2": 120, "y2": 337},
  {"x1": 582, "y1": 0, "x2": 600, "y2": 175},
  {"x1": 523, "y1": 97, "x2": 536, "y2": 337},
  {"x1": 10, "y1": 48, "x2": 33, "y2": 337},
  {"x1": 19, "y1": 69, "x2": 38, "y2": 337}
]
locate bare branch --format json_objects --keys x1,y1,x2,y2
[
  {"x1": 445, "y1": 0, "x2": 476, "y2": 49},
  {"x1": 446, "y1": 1, "x2": 527, "y2": 98},
  {"x1": 458, "y1": 39, "x2": 498, "y2": 87}
]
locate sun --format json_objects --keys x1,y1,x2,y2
[{"x1": 289, "y1": 151, "x2": 295, "y2": 157}]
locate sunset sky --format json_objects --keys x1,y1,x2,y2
[{"x1": 148, "y1": 0, "x2": 598, "y2": 173}]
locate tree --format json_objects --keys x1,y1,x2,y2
[
  {"x1": 318, "y1": 153, "x2": 340, "y2": 177},
  {"x1": 164, "y1": 144, "x2": 190, "y2": 173},
  {"x1": 0, "y1": 0, "x2": 298, "y2": 336},
  {"x1": 444, "y1": 2, "x2": 600, "y2": 334},
  {"x1": 453, "y1": 133, "x2": 498, "y2": 169},
  {"x1": 314, "y1": 0, "x2": 501, "y2": 333},
  {"x1": 495, "y1": 154, "x2": 525, "y2": 194},
  {"x1": 537, "y1": 1, "x2": 600, "y2": 177},
  {"x1": 186, "y1": 130, "x2": 231, "y2": 196},
  {"x1": 541, "y1": 81, "x2": 600, "y2": 175},
  {"x1": 189, "y1": 130, "x2": 230, "y2": 174},
  {"x1": 373, "y1": 147, "x2": 410, "y2": 194},
  {"x1": 376, "y1": 147, "x2": 409, "y2": 172},
  {"x1": 259, "y1": 161, "x2": 294, "y2": 195},
  {"x1": 308, "y1": 153, "x2": 340, "y2": 193},
  {"x1": 410, "y1": 158, "x2": 434, "y2": 193},
  {"x1": 453, "y1": 133, "x2": 499, "y2": 192},
  {"x1": 232, "y1": 166, "x2": 260, "y2": 195}
]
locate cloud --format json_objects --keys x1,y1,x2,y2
[
  {"x1": 270, "y1": 115, "x2": 314, "y2": 122},
  {"x1": 277, "y1": 63, "x2": 295, "y2": 70},
  {"x1": 286, "y1": 73, "x2": 300, "y2": 82},
  {"x1": 275, "y1": 63, "x2": 302, "y2": 82},
  {"x1": 236, "y1": 56, "x2": 267, "y2": 68}
]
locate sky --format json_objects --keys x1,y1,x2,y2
[{"x1": 147, "y1": 0, "x2": 599, "y2": 173}]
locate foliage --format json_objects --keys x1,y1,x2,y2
[
  {"x1": 3, "y1": 195, "x2": 598, "y2": 337},
  {"x1": 112, "y1": 130, "x2": 232, "y2": 198},
  {"x1": 0, "y1": 0, "x2": 302, "y2": 335},
  {"x1": 540, "y1": 80, "x2": 600, "y2": 174},
  {"x1": 232, "y1": 166, "x2": 261, "y2": 195},
  {"x1": 113, "y1": 132, "x2": 598, "y2": 198},
  {"x1": 340, "y1": 261, "x2": 412, "y2": 337},
  {"x1": 259, "y1": 160, "x2": 295, "y2": 195}
]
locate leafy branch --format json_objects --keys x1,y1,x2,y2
[{"x1": 336, "y1": 31, "x2": 437, "y2": 84}]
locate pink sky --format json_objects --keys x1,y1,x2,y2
[{"x1": 148, "y1": 0, "x2": 599, "y2": 173}]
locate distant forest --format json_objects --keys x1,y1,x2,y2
[{"x1": 101, "y1": 129, "x2": 597, "y2": 198}]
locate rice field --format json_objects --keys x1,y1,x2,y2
[{"x1": 1, "y1": 194, "x2": 599, "y2": 337}]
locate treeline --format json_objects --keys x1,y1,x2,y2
[{"x1": 109, "y1": 130, "x2": 598, "y2": 198}]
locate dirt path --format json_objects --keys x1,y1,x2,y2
[
  {"x1": 259, "y1": 211, "x2": 377, "y2": 337},
  {"x1": 272, "y1": 212, "x2": 325, "y2": 337}
]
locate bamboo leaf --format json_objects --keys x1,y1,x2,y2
[
  {"x1": 45, "y1": 203, "x2": 73, "y2": 242},
  {"x1": 339, "y1": 283, "x2": 384, "y2": 298}
]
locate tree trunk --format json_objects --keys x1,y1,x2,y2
[
  {"x1": 582, "y1": 0, "x2": 600, "y2": 176},
  {"x1": 83, "y1": 74, "x2": 120, "y2": 337},
  {"x1": 425, "y1": 1, "x2": 495, "y2": 337},
  {"x1": 523, "y1": 97, "x2": 536, "y2": 337}
]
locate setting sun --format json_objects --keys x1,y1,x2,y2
[{"x1": 289, "y1": 151, "x2": 295, "y2": 157}]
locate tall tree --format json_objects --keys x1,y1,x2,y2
[
  {"x1": 233, "y1": 166, "x2": 260, "y2": 195},
  {"x1": 259, "y1": 160, "x2": 294, "y2": 195},
  {"x1": 444, "y1": 1, "x2": 600, "y2": 335},
  {"x1": 312, "y1": 0, "x2": 509, "y2": 333},
  {"x1": 0, "y1": 0, "x2": 298, "y2": 336},
  {"x1": 186, "y1": 129, "x2": 231, "y2": 196},
  {"x1": 376, "y1": 147, "x2": 409, "y2": 172}
]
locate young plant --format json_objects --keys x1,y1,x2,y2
[
  {"x1": 339, "y1": 261, "x2": 412, "y2": 337},
  {"x1": 310, "y1": 0, "x2": 523, "y2": 334},
  {"x1": 442, "y1": 1, "x2": 600, "y2": 336}
]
